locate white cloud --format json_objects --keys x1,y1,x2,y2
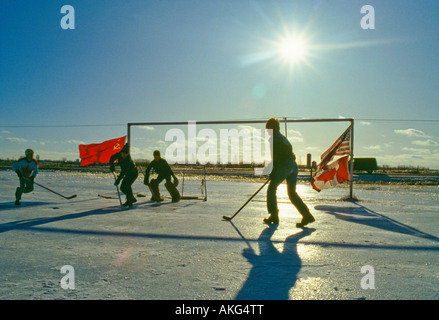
[
  {"x1": 237, "y1": 125, "x2": 259, "y2": 132},
  {"x1": 138, "y1": 126, "x2": 155, "y2": 131},
  {"x1": 364, "y1": 145, "x2": 382, "y2": 151},
  {"x1": 4, "y1": 137, "x2": 28, "y2": 143},
  {"x1": 394, "y1": 128, "x2": 430, "y2": 138},
  {"x1": 287, "y1": 129, "x2": 303, "y2": 143},
  {"x1": 360, "y1": 121, "x2": 371, "y2": 126},
  {"x1": 68, "y1": 139, "x2": 86, "y2": 145},
  {"x1": 402, "y1": 147, "x2": 431, "y2": 155},
  {"x1": 383, "y1": 142, "x2": 393, "y2": 148},
  {"x1": 378, "y1": 152, "x2": 439, "y2": 169},
  {"x1": 412, "y1": 139, "x2": 439, "y2": 147},
  {"x1": 289, "y1": 136, "x2": 304, "y2": 143}
]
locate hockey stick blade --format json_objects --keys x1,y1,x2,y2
[
  {"x1": 98, "y1": 194, "x2": 118, "y2": 199},
  {"x1": 34, "y1": 182, "x2": 77, "y2": 200},
  {"x1": 222, "y1": 216, "x2": 233, "y2": 221}
]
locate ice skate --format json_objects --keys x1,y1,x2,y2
[
  {"x1": 296, "y1": 213, "x2": 315, "y2": 228},
  {"x1": 263, "y1": 211, "x2": 279, "y2": 224}
]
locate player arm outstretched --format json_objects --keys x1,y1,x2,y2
[{"x1": 143, "y1": 162, "x2": 153, "y2": 186}]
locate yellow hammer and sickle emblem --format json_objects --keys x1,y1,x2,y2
[{"x1": 114, "y1": 143, "x2": 121, "y2": 150}]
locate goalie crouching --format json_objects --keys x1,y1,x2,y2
[{"x1": 143, "y1": 150, "x2": 181, "y2": 202}]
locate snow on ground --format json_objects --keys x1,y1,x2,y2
[{"x1": 0, "y1": 171, "x2": 438, "y2": 300}]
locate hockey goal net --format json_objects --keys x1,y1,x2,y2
[{"x1": 127, "y1": 119, "x2": 355, "y2": 199}]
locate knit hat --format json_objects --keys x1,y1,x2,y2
[
  {"x1": 25, "y1": 149, "x2": 34, "y2": 156},
  {"x1": 121, "y1": 144, "x2": 130, "y2": 154}
]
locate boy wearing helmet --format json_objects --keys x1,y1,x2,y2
[{"x1": 12, "y1": 149, "x2": 39, "y2": 205}]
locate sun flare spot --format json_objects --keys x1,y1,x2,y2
[{"x1": 276, "y1": 35, "x2": 308, "y2": 66}]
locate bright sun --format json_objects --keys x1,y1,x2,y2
[
  {"x1": 238, "y1": 26, "x2": 315, "y2": 74},
  {"x1": 276, "y1": 35, "x2": 308, "y2": 66}
]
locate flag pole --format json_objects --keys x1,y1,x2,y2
[
  {"x1": 127, "y1": 123, "x2": 131, "y2": 146},
  {"x1": 349, "y1": 119, "x2": 354, "y2": 199}
]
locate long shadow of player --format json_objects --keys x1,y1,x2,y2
[
  {"x1": 0, "y1": 205, "x2": 122, "y2": 234},
  {"x1": 235, "y1": 225, "x2": 315, "y2": 300}
]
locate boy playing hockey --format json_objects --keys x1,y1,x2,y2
[
  {"x1": 264, "y1": 117, "x2": 315, "y2": 227},
  {"x1": 110, "y1": 144, "x2": 139, "y2": 207},
  {"x1": 13, "y1": 149, "x2": 39, "y2": 205},
  {"x1": 143, "y1": 150, "x2": 180, "y2": 202}
]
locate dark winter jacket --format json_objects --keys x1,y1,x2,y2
[
  {"x1": 109, "y1": 152, "x2": 138, "y2": 178},
  {"x1": 144, "y1": 158, "x2": 173, "y2": 182},
  {"x1": 272, "y1": 131, "x2": 296, "y2": 169}
]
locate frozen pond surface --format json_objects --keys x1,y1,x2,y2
[{"x1": 0, "y1": 171, "x2": 438, "y2": 300}]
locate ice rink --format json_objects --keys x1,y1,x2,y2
[{"x1": 1, "y1": 171, "x2": 438, "y2": 300}]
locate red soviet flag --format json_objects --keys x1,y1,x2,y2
[{"x1": 79, "y1": 136, "x2": 126, "y2": 166}]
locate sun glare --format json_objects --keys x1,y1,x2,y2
[
  {"x1": 239, "y1": 24, "x2": 317, "y2": 74},
  {"x1": 276, "y1": 35, "x2": 308, "y2": 66}
]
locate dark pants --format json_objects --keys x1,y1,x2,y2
[
  {"x1": 120, "y1": 171, "x2": 138, "y2": 198},
  {"x1": 156, "y1": 174, "x2": 172, "y2": 184},
  {"x1": 267, "y1": 159, "x2": 311, "y2": 217},
  {"x1": 16, "y1": 177, "x2": 34, "y2": 200}
]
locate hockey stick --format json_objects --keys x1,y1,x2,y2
[
  {"x1": 98, "y1": 193, "x2": 146, "y2": 200},
  {"x1": 112, "y1": 171, "x2": 123, "y2": 207},
  {"x1": 222, "y1": 178, "x2": 270, "y2": 221},
  {"x1": 34, "y1": 182, "x2": 77, "y2": 200}
]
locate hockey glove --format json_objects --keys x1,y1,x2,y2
[{"x1": 172, "y1": 176, "x2": 179, "y2": 187}]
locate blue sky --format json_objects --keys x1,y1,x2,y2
[{"x1": 1, "y1": 0, "x2": 438, "y2": 168}]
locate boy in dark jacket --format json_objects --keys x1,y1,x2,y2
[
  {"x1": 143, "y1": 150, "x2": 180, "y2": 202},
  {"x1": 264, "y1": 117, "x2": 314, "y2": 227},
  {"x1": 110, "y1": 144, "x2": 139, "y2": 207}
]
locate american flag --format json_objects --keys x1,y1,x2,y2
[{"x1": 318, "y1": 125, "x2": 351, "y2": 169}]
